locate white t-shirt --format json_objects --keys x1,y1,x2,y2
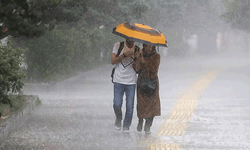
[{"x1": 112, "y1": 42, "x2": 137, "y2": 84}]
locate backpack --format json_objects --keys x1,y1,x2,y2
[{"x1": 111, "y1": 42, "x2": 124, "y2": 83}]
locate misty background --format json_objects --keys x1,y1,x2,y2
[{"x1": 1, "y1": 0, "x2": 250, "y2": 84}]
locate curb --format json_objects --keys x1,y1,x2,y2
[{"x1": 0, "y1": 95, "x2": 38, "y2": 145}]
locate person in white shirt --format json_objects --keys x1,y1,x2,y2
[{"x1": 111, "y1": 39, "x2": 139, "y2": 133}]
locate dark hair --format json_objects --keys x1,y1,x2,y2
[
  {"x1": 142, "y1": 44, "x2": 155, "y2": 50},
  {"x1": 126, "y1": 39, "x2": 133, "y2": 42}
]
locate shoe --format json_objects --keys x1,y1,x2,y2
[
  {"x1": 115, "y1": 125, "x2": 121, "y2": 131},
  {"x1": 123, "y1": 127, "x2": 129, "y2": 133},
  {"x1": 144, "y1": 126, "x2": 151, "y2": 134},
  {"x1": 145, "y1": 130, "x2": 151, "y2": 134},
  {"x1": 115, "y1": 119, "x2": 121, "y2": 131},
  {"x1": 137, "y1": 122, "x2": 143, "y2": 132}
]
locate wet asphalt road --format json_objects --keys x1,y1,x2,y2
[{"x1": 1, "y1": 52, "x2": 250, "y2": 150}]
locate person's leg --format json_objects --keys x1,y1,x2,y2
[
  {"x1": 137, "y1": 118, "x2": 143, "y2": 132},
  {"x1": 113, "y1": 82, "x2": 125, "y2": 130},
  {"x1": 123, "y1": 84, "x2": 136, "y2": 130},
  {"x1": 144, "y1": 117, "x2": 154, "y2": 134}
]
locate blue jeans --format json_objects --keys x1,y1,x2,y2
[{"x1": 113, "y1": 82, "x2": 136, "y2": 128}]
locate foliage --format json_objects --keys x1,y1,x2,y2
[
  {"x1": 20, "y1": 29, "x2": 73, "y2": 83},
  {"x1": 16, "y1": 23, "x2": 107, "y2": 82},
  {"x1": 0, "y1": 0, "x2": 149, "y2": 39},
  {"x1": 221, "y1": 0, "x2": 250, "y2": 32},
  {"x1": 0, "y1": 0, "x2": 43, "y2": 38},
  {"x1": 20, "y1": 22, "x2": 115, "y2": 83},
  {"x1": 0, "y1": 36, "x2": 26, "y2": 105},
  {"x1": 11, "y1": 0, "x2": 151, "y2": 83},
  {"x1": 82, "y1": 0, "x2": 149, "y2": 29},
  {"x1": 0, "y1": 0, "x2": 88, "y2": 39},
  {"x1": 7, "y1": 94, "x2": 27, "y2": 111},
  {"x1": 0, "y1": 94, "x2": 27, "y2": 118}
]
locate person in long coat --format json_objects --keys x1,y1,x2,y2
[{"x1": 133, "y1": 44, "x2": 161, "y2": 134}]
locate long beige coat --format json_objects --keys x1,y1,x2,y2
[{"x1": 133, "y1": 51, "x2": 161, "y2": 118}]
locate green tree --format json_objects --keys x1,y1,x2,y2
[
  {"x1": 0, "y1": 0, "x2": 88, "y2": 39},
  {"x1": 0, "y1": 36, "x2": 26, "y2": 106},
  {"x1": 20, "y1": 29, "x2": 73, "y2": 83},
  {"x1": 81, "y1": 0, "x2": 150, "y2": 31},
  {"x1": 1, "y1": 0, "x2": 149, "y2": 39},
  {"x1": 221, "y1": 0, "x2": 250, "y2": 32}
]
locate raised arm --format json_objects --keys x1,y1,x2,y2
[
  {"x1": 111, "y1": 53, "x2": 125, "y2": 65},
  {"x1": 111, "y1": 43, "x2": 134, "y2": 65},
  {"x1": 133, "y1": 48, "x2": 145, "y2": 73}
]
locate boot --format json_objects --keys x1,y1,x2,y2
[
  {"x1": 137, "y1": 118, "x2": 143, "y2": 132},
  {"x1": 144, "y1": 117, "x2": 154, "y2": 134}
]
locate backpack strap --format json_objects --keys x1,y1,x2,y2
[
  {"x1": 112, "y1": 41, "x2": 124, "y2": 83},
  {"x1": 116, "y1": 41, "x2": 124, "y2": 56}
]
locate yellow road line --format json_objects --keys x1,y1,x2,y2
[
  {"x1": 145, "y1": 70, "x2": 220, "y2": 149},
  {"x1": 157, "y1": 70, "x2": 219, "y2": 136},
  {"x1": 148, "y1": 141, "x2": 180, "y2": 150},
  {"x1": 137, "y1": 139, "x2": 180, "y2": 150}
]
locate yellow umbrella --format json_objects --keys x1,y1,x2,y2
[{"x1": 112, "y1": 22, "x2": 167, "y2": 47}]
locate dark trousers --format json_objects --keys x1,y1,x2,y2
[{"x1": 138, "y1": 117, "x2": 154, "y2": 131}]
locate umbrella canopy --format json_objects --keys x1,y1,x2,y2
[{"x1": 112, "y1": 22, "x2": 167, "y2": 47}]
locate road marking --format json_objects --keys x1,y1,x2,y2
[
  {"x1": 145, "y1": 70, "x2": 220, "y2": 149},
  {"x1": 148, "y1": 141, "x2": 180, "y2": 150},
  {"x1": 137, "y1": 138, "x2": 180, "y2": 150},
  {"x1": 157, "y1": 70, "x2": 219, "y2": 136}
]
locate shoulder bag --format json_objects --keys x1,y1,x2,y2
[{"x1": 138, "y1": 70, "x2": 157, "y2": 97}]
